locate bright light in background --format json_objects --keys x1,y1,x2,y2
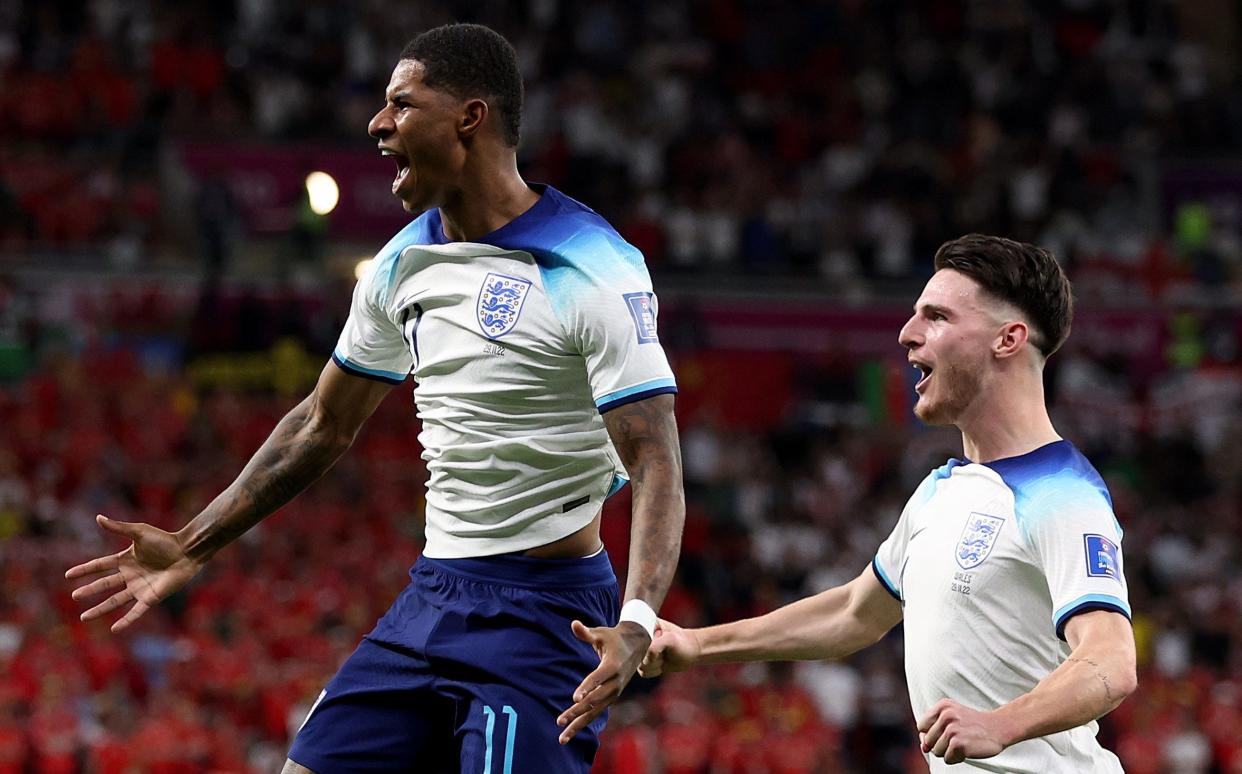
[
  {"x1": 355, "y1": 258, "x2": 372, "y2": 281},
  {"x1": 305, "y1": 171, "x2": 340, "y2": 215}
]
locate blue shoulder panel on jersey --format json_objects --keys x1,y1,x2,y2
[
  {"x1": 982, "y1": 441, "x2": 1121, "y2": 542},
  {"x1": 534, "y1": 228, "x2": 646, "y2": 337},
  {"x1": 475, "y1": 186, "x2": 652, "y2": 339},
  {"x1": 910, "y1": 458, "x2": 966, "y2": 511},
  {"x1": 1052, "y1": 592, "x2": 1132, "y2": 641},
  {"x1": 395, "y1": 187, "x2": 653, "y2": 338},
  {"x1": 369, "y1": 212, "x2": 442, "y2": 306}
]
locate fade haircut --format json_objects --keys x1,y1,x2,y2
[
  {"x1": 934, "y1": 234, "x2": 1074, "y2": 357},
  {"x1": 400, "y1": 23, "x2": 524, "y2": 147}
]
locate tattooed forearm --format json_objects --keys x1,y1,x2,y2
[
  {"x1": 1066, "y1": 656, "x2": 1114, "y2": 701},
  {"x1": 178, "y1": 396, "x2": 354, "y2": 562},
  {"x1": 602, "y1": 394, "x2": 684, "y2": 610}
]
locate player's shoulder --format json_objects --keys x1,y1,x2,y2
[
  {"x1": 984, "y1": 440, "x2": 1109, "y2": 503},
  {"x1": 362, "y1": 210, "x2": 445, "y2": 306},
  {"x1": 908, "y1": 457, "x2": 968, "y2": 511},
  {"x1": 984, "y1": 440, "x2": 1117, "y2": 534},
  {"x1": 518, "y1": 186, "x2": 647, "y2": 278}
]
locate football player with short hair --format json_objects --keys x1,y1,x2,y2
[
  {"x1": 68, "y1": 23, "x2": 684, "y2": 773},
  {"x1": 637, "y1": 234, "x2": 1136, "y2": 772}
]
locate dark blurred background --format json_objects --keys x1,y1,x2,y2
[{"x1": 2, "y1": 1, "x2": 1242, "y2": 772}]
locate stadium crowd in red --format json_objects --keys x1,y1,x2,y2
[
  {"x1": 1, "y1": 298, "x2": 1241, "y2": 771},
  {"x1": 3, "y1": 0, "x2": 1242, "y2": 298},
  {"x1": 3, "y1": 0, "x2": 1242, "y2": 771}
]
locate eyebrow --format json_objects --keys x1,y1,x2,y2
[
  {"x1": 915, "y1": 303, "x2": 953, "y2": 318},
  {"x1": 387, "y1": 92, "x2": 412, "y2": 104}
]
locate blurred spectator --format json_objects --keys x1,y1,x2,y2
[
  {"x1": 3, "y1": 1, "x2": 1242, "y2": 771},
  {"x1": 0, "y1": 0, "x2": 1238, "y2": 303},
  {"x1": 2, "y1": 278, "x2": 1241, "y2": 769}
]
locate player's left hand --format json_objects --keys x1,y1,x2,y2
[
  {"x1": 556, "y1": 619, "x2": 650, "y2": 744},
  {"x1": 917, "y1": 699, "x2": 1009, "y2": 764}
]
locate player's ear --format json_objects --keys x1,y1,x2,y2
[
  {"x1": 459, "y1": 98, "x2": 488, "y2": 139},
  {"x1": 994, "y1": 320, "x2": 1029, "y2": 359}
]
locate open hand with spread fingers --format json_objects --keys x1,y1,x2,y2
[
  {"x1": 917, "y1": 698, "x2": 1010, "y2": 765},
  {"x1": 66, "y1": 514, "x2": 204, "y2": 633},
  {"x1": 637, "y1": 617, "x2": 701, "y2": 678},
  {"x1": 555, "y1": 619, "x2": 650, "y2": 745}
]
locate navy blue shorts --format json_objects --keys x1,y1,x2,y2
[{"x1": 287, "y1": 550, "x2": 620, "y2": 773}]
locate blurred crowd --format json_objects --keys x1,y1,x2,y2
[
  {"x1": 4, "y1": 0, "x2": 1242, "y2": 772},
  {"x1": 1, "y1": 275, "x2": 1242, "y2": 772},
  {"x1": 2, "y1": 0, "x2": 1242, "y2": 295}
]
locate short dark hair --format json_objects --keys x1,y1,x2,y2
[
  {"x1": 934, "y1": 234, "x2": 1074, "y2": 356},
  {"x1": 400, "y1": 23, "x2": 523, "y2": 147}
]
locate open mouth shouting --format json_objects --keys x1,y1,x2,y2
[
  {"x1": 380, "y1": 146, "x2": 411, "y2": 194},
  {"x1": 911, "y1": 359, "x2": 934, "y2": 394}
]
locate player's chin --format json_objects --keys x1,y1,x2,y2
[
  {"x1": 391, "y1": 176, "x2": 418, "y2": 211},
  {"x1": 395, "y1": 189, "x2": 432, "y2": 215},
  {"x1": 913, "y1": 399, "x2": 953, "y2": 426},
  {"x1": 395, "y1": 185, "x2": 435, "y2": 215}
]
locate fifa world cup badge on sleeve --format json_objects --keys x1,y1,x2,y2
[
  {"x1": 623, "y1": 292, "x2": 659, "y2": 344},
  {"x1": 955, "y1": 513, "x2": 1004, "y2": 570},
  {"x1": 476, "y1": 273, "x2": 532, "y2": 339},
  {"x1": 1083, "y1": 534, "x2": 1121, "y2": 580}
]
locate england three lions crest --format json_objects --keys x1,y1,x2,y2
[
  {"x1": 956, "y1": 513, "x2": 1005, "y2": 570},
  {"x1": 476, "y1": 273, "x2": 532, "y2": 339}
]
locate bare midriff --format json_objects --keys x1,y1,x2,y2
[{"x1": 521, "y1": 512, "x2": 604, "y2": 559}]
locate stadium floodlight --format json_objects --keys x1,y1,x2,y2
[
  {"x1": 306, "y1": 171, "x2": 340, "y2": 215},
  {"x1": 355, "y1": 258, "x2": 373, "y2": 280}
]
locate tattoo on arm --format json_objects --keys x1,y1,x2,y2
[
  {"x1": 603, "y1": 395, "x2": 684, "y2": 610},
  {"x1": 179, "y1": 396, "x2": 353, "y2": 562},
  {"x1": 1066, "y1": 656, "x2": 1113, "y2": 701}
]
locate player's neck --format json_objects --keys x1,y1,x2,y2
[
  {"x1": 957, "y1": 370, "x2": 1061, "y2": 464},
  {"x1": 438, "y1": 155, "x2": 540, "y2": 242}
]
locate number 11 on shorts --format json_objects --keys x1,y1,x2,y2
[{"x1": 482, "y1": 704, "x2": 518, "y2": 774}]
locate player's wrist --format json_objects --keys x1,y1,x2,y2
[
  {"x1": 618, "y1": 598, "x2": 657, "y2": 640},
  {"x1": 987, "y1": 705, "x2": 1025, "y2": 749},
  {"x1": 173, "y1": 525, "x2": 215, "y2": 567}
]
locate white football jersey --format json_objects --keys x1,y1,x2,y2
[
  {"x1": 873, "y1": 440, "x2": 1130, "y2": 773},
  {"x1": 333, "y1": 186, "x2": 677, "y2": 558}
]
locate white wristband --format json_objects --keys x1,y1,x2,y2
[{"x1": 619, "y1": 599, "x2": 657, "y2": 639}]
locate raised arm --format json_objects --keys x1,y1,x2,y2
[
  {"x1": 557, "y1": 393, "x2": 684, "y2": 743},
  {"x1": 918, "y1": 609, "x2": 1136, "y2": 764},
  {"x1": 66, "y1": 361, "x2": 396, "y2": 631},
  {"x1": 177, "y1": 362, "x2": 395, "y2": 561},
  {"x1": 640, "y1": 563, "x2": 903, "y2": 677}
]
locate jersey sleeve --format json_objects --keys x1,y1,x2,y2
[
  {"x1": 871, "y1": 520, "x2": 906, "y2": 603},
  {"x1": 872, "y1": 480, "x2": 933, "y2": 603},
  {"x1": 540, "y1": 234, "x2": 677, "y2": 413},
  {"x1": 1023, "y1": 482, "x2": 1131, "y2": 641},
  {"x1": 873, "y1": 466, "x2": 954, "y2": 602},
  {"x1": 332, "y1": 256, "x2": 412, "y2": 385}
]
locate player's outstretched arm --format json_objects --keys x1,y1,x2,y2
[
  {"x1": 66, "y1": 361, "x2": 396, "y2": 632},
  {"x1": 558, "y1": 393, "x2": 684, "y2": 744},
  {"x1": 639, "y1": 564, "x2": 903, "y2": 678},
  {"x1": 918, "y1": 610, "x2": 1136, "y2": 765}
]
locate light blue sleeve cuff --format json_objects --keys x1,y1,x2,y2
[
  {"x1": 331, "y1": 351, "x2": 407, "y2": 385},
  {"x1": 596, "y1": 377, "x2": 678, "y2": 413}
]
